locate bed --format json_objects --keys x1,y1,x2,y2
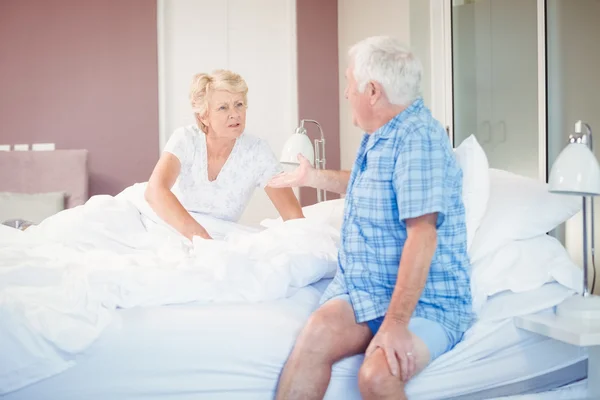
[
  {"x1": 0, "y1": 138, "x2": 592, "y2": 399},
  {"x1": 0, "y1": 281, "x2": 589, "y2": 400}
]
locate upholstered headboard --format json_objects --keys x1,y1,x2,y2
[{"x1": 0, "y1": 150, "x2": 89, "y2": 209}]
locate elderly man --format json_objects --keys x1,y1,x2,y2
[{"x1": 269, "y1": 36, "x2": 472, "y2": 400}]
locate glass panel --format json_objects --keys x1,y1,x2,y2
[
  {"x1": 452, "y1": 0, "x2": 540, "y2": 179},
  {"x1": 547, "y1": 0, "x2": 600, "y2": 282}
]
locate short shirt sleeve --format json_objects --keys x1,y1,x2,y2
[
  {"x1": 254, "y1": 139, "x2": 283, "y2": 188},
  {"x1": 393, "y1": 130, "x2": 447, "y2": 226},
  {"x1": 163, "y1": 128, "x2": 189, "y2": 166}
]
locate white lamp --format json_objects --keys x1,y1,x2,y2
[
  {"x1": 280, "y1": 119, "x2": 327, "y2": 202},
  {"x1": 549, "y1": 120, "x2": 600, "y2": 325},
  {"x1": 280, "y1": 125, "x2": 315, "y2": 168}
]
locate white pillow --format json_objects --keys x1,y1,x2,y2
[
  {"x1": 454, "y1": 135, "x2": 490, "y2": 251},
  {"x1": 477, "y1": 282, "x2": 575, "y2": 322},
  {"x1": 469, "y1": 169, "x2": 581, "y2": 264},
  {"x1": 260, "y1": 198, "x2": 345, "y2": 231},
  {"x1": 470, "y1": 234, "x2": 582, "y2": 313},
  {"x1": 0, "y1": 191, "x2": 65, "y2": 224}
]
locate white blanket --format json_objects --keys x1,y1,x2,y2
[{"x1": 0, "y1": 190, "x2": 339, "y2": 395}]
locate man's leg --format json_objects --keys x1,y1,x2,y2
[
  {"x1": 359, "y1": 317, "x2": 456, "y2": 400},
  {"x1": 275, "y1": 298, "x2": 372, "y2": 400},
  {"x1": 358, "y1": 334, "x2": 430, "y2": 400}
]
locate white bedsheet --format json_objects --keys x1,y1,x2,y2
[
  {"x1": 1, "y1": 280, "x2": 585, "y2": 400},
  {"x1": 0, "y1": 192, "x2": 339, "y2": 395}
]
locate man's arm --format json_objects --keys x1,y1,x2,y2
[
  {"x1": 267, "y1": 154, "x2": 351, "y2": 194},
  {"x1": 365, "y1": 213, "x2": 438, "y2": 380},
  {"x1": 309, "y1": 169, "x2": 351, "y2": 194},
  {"x1": 387, "y1": 213, "x2": 438, "y2": 324}
]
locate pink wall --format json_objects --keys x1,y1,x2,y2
[
  {"x1": 296, "y1": 0, "x2": 341, "y2": 205},
  {"x1": 0, "y1": 0, "x2": 158, "y2": 196}
]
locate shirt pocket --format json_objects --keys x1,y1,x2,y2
[{"x1": 350, "y1": 170, "x2": 396, "y2": 225}]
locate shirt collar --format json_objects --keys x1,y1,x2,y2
[{"x1": 370, "y1": 97, "x2": 424, "y2": 140}]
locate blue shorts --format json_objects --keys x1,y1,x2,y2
[
  {"x1": 366, "y1": 315, "x2": 453, "y2": 361},
  {"x1": 331, "y1": 294, "x2": 456, "y2": 361}
]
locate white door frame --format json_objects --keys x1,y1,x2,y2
[
  {"x1": 536, "y1": 0, "x2": 547, "y2": 183},
  {"x1": 429, "y1": 0, "x2": 454, "y2": 143},
  {"x1": 431, "y1": 0, "x2": 547, "y2": 182}
]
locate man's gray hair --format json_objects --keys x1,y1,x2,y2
[{"x1": 349, "y1": 36, "x2": 422, "y2": 106}]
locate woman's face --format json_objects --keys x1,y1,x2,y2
[{"x1": 201, "y1": 90, "x2": 246, "y2": 139}]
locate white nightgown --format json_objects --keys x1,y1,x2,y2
[{"x1": 163, "y1": 125, "x2": 282, "y2": 222}]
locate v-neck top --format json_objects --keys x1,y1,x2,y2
[{"x1": 163, "y1": 125, "x2": 282, "y2": 222}]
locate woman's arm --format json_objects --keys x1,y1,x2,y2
[
  {"x1": 264, "y1": 186, "x2": 304, "y2": 221},
  {"x1": 145, "y1": 153, "x2": 211, "y2": 240}
]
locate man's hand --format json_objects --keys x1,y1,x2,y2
[
  {"x1": 268, "y1": 154, "x2": 315, "y2": 188},
  {"x1": 365, "y1": 318, "x2": 416, "y2": 381}
]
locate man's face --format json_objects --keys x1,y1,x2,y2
[{"x1": 345, "y1": 65, "x2": 373, "y2": 132}]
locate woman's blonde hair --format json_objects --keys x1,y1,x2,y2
[{"x1": 189, "y1": 69, "x2": 248, "y2": 133}]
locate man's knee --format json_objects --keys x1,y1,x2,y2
[
  {"x1": 295, "y1": 310, "x2": 340, "y2": 356},
  {"x1": 358, "y1": 349, "x2": 405, "y2": 397},
  {"x1": 293, "y1": 299, "x2": 365, "y2": 364}
]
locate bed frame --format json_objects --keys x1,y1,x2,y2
[{"x1": 0, "y1": 150, "x2": 89, "y2": 208}]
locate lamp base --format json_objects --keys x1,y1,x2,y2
[{"x1": 556, "y1": 294, "x2": 600, "y2": 326}]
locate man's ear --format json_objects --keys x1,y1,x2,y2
[{"x1": 369, "y1": 81, "x2": 384, "y2": 106}]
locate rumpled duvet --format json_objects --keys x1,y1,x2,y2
[{"x1": 0, "y1": 185, "x2": 339, "y2": 394}]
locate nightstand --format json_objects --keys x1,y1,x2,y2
[{"x1": 514, "y1": 313, "x2": 600, "y2": 398}]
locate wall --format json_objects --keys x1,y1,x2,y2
[
  {"x1": 158, "y1": 0, "x2": 299, "y2": 225},
  {"x1": 337, "y1": 0, "x2": 411, "y2": 170},
  {"x1": 296, "y1": 0, "x2": 340, "y2": 204},
  {"x1": 547, "y1": 0, "x2": 600, "y2": 292},
  {"x1": 0, "y1": 0, "x2": 159, "y2": 196},
  {"x1": 409, "y1": 0, "x2": 432, "y2": 109}
]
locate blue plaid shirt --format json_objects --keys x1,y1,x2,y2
[{"x1": 321, "y1": 98, "x2": 473, "y2": 339}]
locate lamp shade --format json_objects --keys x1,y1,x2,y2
[
  {"x1": 548, "y1": 142, "x2": 600, "y2": 196},
  {"x1": 280, "y1": 132, "x2": 315, "y2": 167}
]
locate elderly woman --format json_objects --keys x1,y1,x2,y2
[{"x1": 145, "y1": 70, "x2": 303, "y2": 240}]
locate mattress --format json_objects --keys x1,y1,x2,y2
[
  {"x1": 2, "y1": 281, "x2": 587, "y2": 400},
  {"x1": 491, "y1": 379, "x2": 588, "y2": 399}
]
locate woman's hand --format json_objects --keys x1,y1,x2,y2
[
  {"x1": 198, "y1": 230, "x2": 213, "y2": 240},
  {"x1": 268, "y1": 154, "x2": 315, "y2": 188},
  {"x1": 184, "y1": 224, "x2": 212, "y2": 241}
]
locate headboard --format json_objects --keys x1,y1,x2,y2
[{"x1": 0, "y1": 150, "x2": 89, "y2": 208}]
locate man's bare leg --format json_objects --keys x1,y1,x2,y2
[{"x1": 275, "y1": 299, "x2": 372, "y2": 400}]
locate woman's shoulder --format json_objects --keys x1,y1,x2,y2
[
  {"x1": 164, "y1": 125, "x2": 202, "y2": 163},
  {"x1": 172, "y1": 124, "x2": 201, "y2": 141}
]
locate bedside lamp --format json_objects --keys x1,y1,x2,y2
[
  {"x1": 280, "y1": 119, "x2": 327, "y2": 202},
  {"x1": 549, "y1": 120, "x2": 600, "y2": 325}
]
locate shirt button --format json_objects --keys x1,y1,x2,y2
[{"x1": 348, "y1": 283, "x2": 355, "y2": 290}]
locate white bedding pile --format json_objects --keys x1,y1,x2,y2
[{"x1": 0, "y1": 190, "x2": 338, "y2": 395}]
